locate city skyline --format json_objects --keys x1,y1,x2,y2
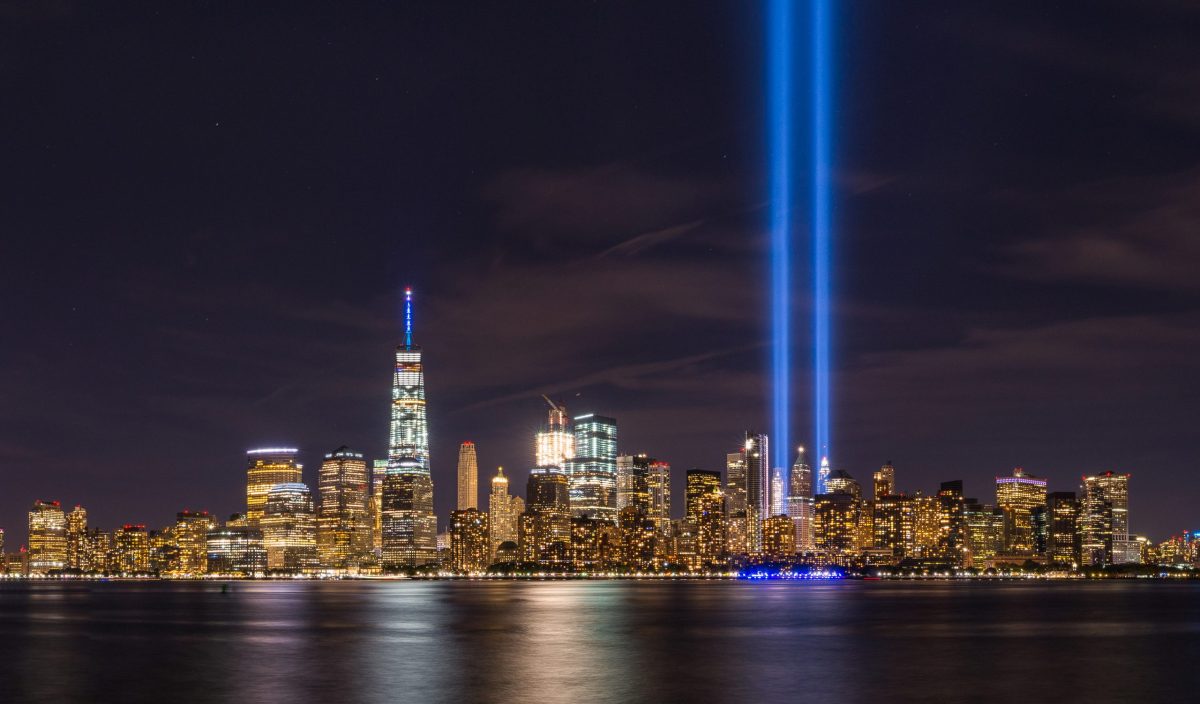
[{"x1": 4, "y1": 2, "x2": 1199, "y2": 549}]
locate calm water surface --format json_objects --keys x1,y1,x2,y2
[{"x1": 1, "y1": 580, "x2": 1198, "y2": 703}]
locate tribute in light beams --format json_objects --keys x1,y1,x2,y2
[
  {"x1": 812, "y1": 0, "x2": 833, "y2": 486},
  {"x1": 768, "y1": 0, "x2": 793, "y2": 476}
]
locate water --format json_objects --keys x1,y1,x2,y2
[{"x1": 2, "y1": 580, "x2": 1198, "y2": 703}]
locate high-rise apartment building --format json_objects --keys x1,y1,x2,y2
[
  {"x1": 27, "y1": 500, "x2": 67, "y2": 574},
  {"x1": 317, "y1": 446, "x2": 370, "y2": 570},
  {"x1": 245, "y1": 448, "x2": 302, "y2": 527},
  {"x1": 814, "y1": 492, "x2": 860, "y2": 565},
  {"x1": 262, "y1": 482, "x2": 318, "y2": 573},
  {"x1": 567, "y1": 414, "x2": 617, "y2": 522},
  {"x1": 725, "y1": 451, "x2": 748, "y2": 556},
  {"x1": 113, "y1": 524, "x2": 150, "y2": 574},
  {"x1": 66, "y1": 505, "x2": 87, "y2": 572},
  {"x1": 995, "y1": 467, "x2": 1047, "y2": 555},
  {"x1": 488, "y1": 467, "x2": 518, "y2": 555},
  {"x1": 382, "y1": 288, "x2": 438, "y2": 568},
  {"x1": 762, "y1": 514, "x2": 796, "y2": 560},
  {"x1": 450, "y1": 508, "x2": 491, "y2": 572},
  {"x1": 963, "y1": 500, "x2": 1005, "y2": 568},
  {"x1": 456, "y1": 442, "x2": 479, "y2": 511},
  {"x1": 615, "y1": 454, "x2": 670, "y2": 534},
  {"x1": 686, "y1": 470, "x2": 726, "y2": 565}
]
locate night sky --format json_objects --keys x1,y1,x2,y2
[{"x1": 3, "y1": 2, "x2": 1199, "y2": 546}]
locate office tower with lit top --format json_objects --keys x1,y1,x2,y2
[
  {"x1": 381, "y1": 287, "x2": 438, "y2": 568},
  {"x1": 488, "y1": 467, "x2": 522, "y2": 556},
  {"x1": 770, "y1": 467, "x2": 785, "y2": 518},
  {"x1": 567, "y1": 414, "x2": 618, "y2": 522},
  {"x1": 245, "y1": 448, "x2": 302, "y2": 527},
  {"x1": 786, "y1": 448, "x2": 814, "y2": 553},
  {"x1": 450, "y1": 508, "x2": 490, "y2": 572},
  {"x1": 995, "y1": 467, "x2": 1047, "y2": 556},
  {"x1": 457, "y1": 441, "x2": 479, "y2": 511},
  {"x1": 317, "y1": 445, "x2": 370, "y2": 570},
  {"x1": 262, "y1": 482, "x2": 318, "y2": 573},
  {"x1": 743, "y1": 432, "x2": 769, "y2": 552},
  {"x1": 27, "y1": 500, "x2": 67, "y2": 574}
]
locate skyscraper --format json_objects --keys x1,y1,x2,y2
[
  {"x1": 382, "y1": 287, "x2": 438, "y2": 568},
  {"x1": 616, "y1": 454, "x2": 670, "y2": 534},
  {"x1": 995, "y1": 467, "x2": 1047, "y2": 555},
  {"x1": 686, "y1": 469, "x2": 726, "y2": 565},
  {"x1": 457, "y1": 441, "x2": 479, "y2": 511},
  {"x1": 66, "y1": 505, "x2": 87, "y2": 572},
  {"x1": 567, "y1": 414, "x2": 618, "y2": 522},
  {"x1": 245, "y1": 448, "x2": 302, "y2": 527},
  {"x1": 724, "y1": 451, "x2": 748, "y2": 556},
  {"x1": 743, "y1": 432, "x2": 769, "y2": 552},
  {"x1": 27, "y1": 500, "x2": 67, "y2": 574},
  {"x1": 317, "y1": 446, "x2": 371, "y2": 570},
  {"x1": 520, "y1": 467, "x2": 572, "y2": 566},
  {"x1": 536, "y1": 398, "x2": 574, "y2": 470},
  {"x1": 786, "y1": 448, "x2": 814, "y2": 553},
  {"x1": 770, "y1": 467, "x2": 785, "y2": 517},
  {"x1": 206, "y1": 519, "x2": 265, "y2": 576},
  {"x1": 113, "y1": 524, "x2": 150, "y2": 574},
  {"x1": 1045, "y1": 492, "x2": 1079, "y2": 567},
  {"x1": 816, "y1": 456, "x2": 831, "y2": 495},
  {"x1": 489, "y1": 467, "x2": 522, "y2": 556},
  {"x1": 1081, "y1": 471, "x2": 1133, "y2": 565},
  {"x1": 262, "y1": 482, "x2": 318, "y2": 573}
]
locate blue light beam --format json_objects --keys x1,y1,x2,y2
[
  {"x1": 768, "y1": 0, "x2": 793, "y2": 474},
  {"x1": 812, "y1": 0, "x2": 833, "y2": 464}
]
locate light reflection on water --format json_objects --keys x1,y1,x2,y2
[{"x1": 2, "y1": 580, "x2": 1199, "y2": 703}]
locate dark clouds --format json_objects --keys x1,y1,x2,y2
[{"x1": 1, "y1": 1, "x2": 1198, "y2": 545}]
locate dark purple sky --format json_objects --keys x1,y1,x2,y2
[{"x1": 3, "y1": 1, "x2": 1199, "y2": 546}]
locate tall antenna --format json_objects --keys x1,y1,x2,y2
[{"x1": 404, "y1": 287, "x2": 414, "y2": 348}]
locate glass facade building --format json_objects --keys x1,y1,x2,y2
[
  {"x1": 245, "y1": 448, "x2": 302, "y2": 527},
  {"x1": 317, "y1": 446, "x2": 370, "y2": 570},
  {"x1": 567, "y1": 414, "x2": 618, "y2": 522}
]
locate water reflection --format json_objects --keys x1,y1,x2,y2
[{"x1": 1, "y1": 580, "x2": 1199, "y2": 703}]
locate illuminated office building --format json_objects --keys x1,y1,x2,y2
[
  {"x1": 873, "y1": 462, "x2": 896, "y2": 500},
  {"x1": 725, "y1": 451, "x2": 748, "y2": 556},
  {"x1": 519, "y1": 467, "x2": 573, "y2": 566},
  {"x1": 27, "y1": 500, "x2": 67, "y2": 574},
  {"x1": 450, "y1": 508, "x2": 490, "y2": 572},
  {"x1": 262, "y1": 482, "x2": 318, "y2": 573},
  {"x1": 382, "y1": 289, "x2": 438, "y2": 567},
  {"x1": 206, "y1": 522, "x2": 266, "y2": 576},
  {"x1": 66, "y1": 505, "x2": 88, "y2": 572},
  {"x1": 816, "y1": 456, "x2": 831, "y2": 495},
  {"x1": 489, "y1": 467, "x2": 523, "y2": 556},
  {"x1": 172, "y1": 510, "x2": 214, "y2": 576},
  {"x1": 83, "y1": 528, "x2": 110, "y2": 574},
  {"x1": 1081, "y1": 471, "x2": 1132, "y2": 565},
  {"x1": 814, "y1": 493, "x2": 861, "y2": 565},
  {"x1": 317, "y1": 446, "x2": 370, "y2": 570},
  {"x1": 786, "y1": 449, "x2": 814, "y2": 553},
  {"x1": 113, "y1": 525, "x2": 150, "y2": 574},
  {"x1": 963, "y1": 500, "x2": 1005, "y2": 568},
  {"x1": 457, "y1": 441, "x2": 479, "y2": 511},
  {"x1": 912, "y1": 495, "x2": 942, "y2": 559},
  {"x1": 245, "y1": 448, "x2": 302, "y2": 527},
  {"x1": 995, "y1": 467, "x2": 1047, "y2": 556},
  {"x1": 742, "y1": 432, "x2": 769, "y2": 553},
  {"x1": 762, "y1": 514, "x2": 796, "y2": 560},
  {"x1": 618, "y1": 506, "x2": 661, "y2": 570},
  {"x1": 536, "y1": 398, "x2": 574, "y2": 470},
  {"x1": 567, "y1": 414, "x2": 618, "y2": 521}
]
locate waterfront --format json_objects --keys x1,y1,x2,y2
[{"x1": 2, "y1": 580, "x2": 1199, "y2": 703}]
